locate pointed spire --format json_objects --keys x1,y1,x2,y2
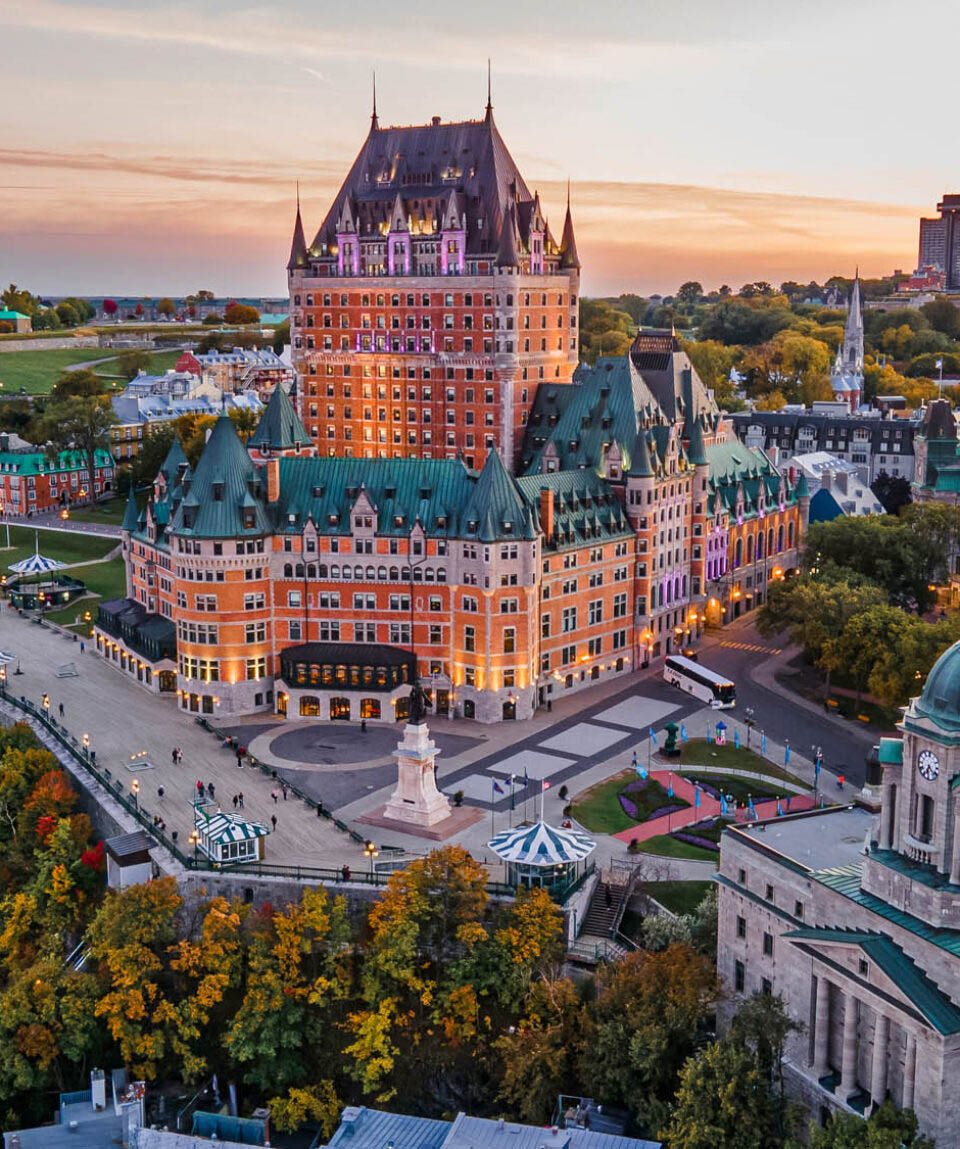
[
  {"x1": 121, "y1": 486, "x2": 139, "y2": 532},
  {"x1": 686, "y1": 416, "x2": 708, "y2": 466},
  {"x1": 559, "y1": 184, "x2": 580, "y2": 270},
  {"x1": 485, "y1": 58, "x2": 493, "y2": 121},
  {"x1": 287, "y1": 188, "x2": 308, "y2": 270},
  {"x1": 370, "y1": 71, "x2": 379, "y2": 131},
  {"x1": 629, "y1": 426, "x2": 654, "y2": 478}
]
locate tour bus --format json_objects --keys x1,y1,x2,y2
[{"x1": 663, "y1": 655, "x2": 736, "y2": 709}]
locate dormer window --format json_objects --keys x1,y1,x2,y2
[
  {"x1": 328, "y1": 513, "x2": 339, "y2": 526},
  {"x1": 243, "y1": 510, "x2": 255, "y2": 529},
  {"x1": 502, "y1": 521, "x2": 514, "y2": 534},
  {"x1": 212, "y1": 482, "x2": 224, "y2": 502},
  {"x1": 467, "y1": 520, "x2": 478, "y2": 533}
]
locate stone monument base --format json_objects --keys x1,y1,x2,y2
[
  {"x1": 358, "y1": 802, "x2": 485, "y2": 842},
  {"x1": 381, "y1": 720, "x2": 452, "y2": 828}
]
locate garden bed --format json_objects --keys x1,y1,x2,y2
[
  {"x1": 661, "y1": 738, "x2": 807, "y2": 787},
  {"x1": 572, "y1": 770, "x2": 689, "y2": 834}
]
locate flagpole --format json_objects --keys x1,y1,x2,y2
[
  {"x1": 540, "y1": 780, "x2": 545, "y2": 823},
  {"x1": 491, "y1": 779, "x2": 495, "y2": 837}
]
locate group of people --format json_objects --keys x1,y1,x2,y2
[{"x1": 170, "y1": 747, "x2": 183, "y2": 766}]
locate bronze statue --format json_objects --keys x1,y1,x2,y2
[{"x1": 408, "y1": 680, "x2": 432, "y2": 725}]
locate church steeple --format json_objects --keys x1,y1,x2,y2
[
  {"x1": 287, "y1": 185, "x2": 308, "y2": 270},
  {"x1": 844, "y1": 271, "x2": 864, "y2": 375}
]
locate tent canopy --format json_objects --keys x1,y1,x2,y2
[
  {"x1": 9, "y1": 533, "x2": 67, "y2": 575},
  {"x1": 487, "y1": 820, "x2": 596, "y2": 867}
]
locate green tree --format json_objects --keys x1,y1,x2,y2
[
  {"x1": 821, "y1": 604, "x2": 912, "y2": 704},
  {"x1": 664, "y1": 1036, "x2": 789, "y2": 1149},
  {"x1": 757, "y1": 574, "x2": 887, "y2": 666},
  {"x1": 51, "y1": 370, "x2": 107, "y2": 399},
  {"x1": 677, "y1": 281, "x2": 703, "y2": 305},
  {"x1": 115, "y1": 350, "x2": 152, "y2": 381},
  {"x1": 202, "y1": 313, "x2": 222, "y2": 326},
  {"x1": 810, "y1": 1098, "x2": 933, "y2": 1148},
  {"x1": 35, "y1": 396, "x2": 117, "y2": 507},
  {"x1": 871, "y1": 472, "x2": 912, "y2": 515},
  {"x1": 54, "y1": 302, "x2": 78, "y2": 329},
  {"x1": 920, "y1": 297, "x2": 960, "y2": 338}
]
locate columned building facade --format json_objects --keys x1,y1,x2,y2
[{"x1": 717, "y1": 640, "x2": 960, "y2": 1144}]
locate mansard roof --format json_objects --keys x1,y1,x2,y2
[
  {"x1": 706, "y1": 440, "x2": 793, "y2": 518},
  {"x1": 459, "y1": 448, "x2": 536, "y2": 541},
  {"x1": 520, "y1": 344, "x2": 718, "y2": 477},
  {"x1": 308, "y1": 111, "x2": 537, "y2": 258},
  {"x1": 248, "y1": 384, "x2": 311, "y2": 452},
  {"x1": 514, "y1": 471, "x2": 633, "y2": 549}
]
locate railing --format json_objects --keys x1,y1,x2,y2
[{"x1": 551, "y1": 860, "x2": 597, "y2": 905}]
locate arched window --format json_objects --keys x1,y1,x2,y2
[
  {"x1": 425, "y1": 567, "x2": 435, "y2": 582},
  {"x1": 331, "y1": 565, "x2": 340, "y2": 579},
  {"x1": 390, "y1": 566, "x2": 399, "y2": 581},
  {"x1": 366, "y1": 565, "x2": 375, "y2": 580},
  {"x1": 757, "y1": 533, "x2": 764, "y2": 559},
  {"x1": 777, "y1": 525, "x2": 784, "y2": 552},
  {"x1": 768, "y1": 527, "x2": 774, "y2": 555},
  {"x1": 307, "y1": 564, "x2": 316, "y2": 579},
  {"x1": 734, "y1": 538, "x2": 743, "y2": 568},
  {"x1": 378, "y1": 566, "x2": 387, "y2": 580},
  {"x1": 788, "y1": 521, "x2": 795, "y2": 547},
  {"x1": 747, "y1": 536, "x2": 754, "y2": 562},
  {"x1": 283, "y1": 563, "x2": 293, "y2": 578},
  {"x1": 295, "y1": 564, "x2": 304, "y2": 578},
  {"x1": 318, "y1": 564, "x2": 328, "y2": 578}
]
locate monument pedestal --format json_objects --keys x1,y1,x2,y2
[{"x1": 382, "y1": 721, "x2": 451, "y2": 828}]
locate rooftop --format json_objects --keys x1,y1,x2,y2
[
  {"x1": 5, "y1": 1100, "x2": 123, "y2": 1149},
  {"x1": 729, "y1": 805, "x2": 873, "y2": 872}
]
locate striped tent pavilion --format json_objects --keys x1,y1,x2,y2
[
  {"x1": 194, "y1": 810, "x2": 269, "y2": 864},
  {"x1": 487, "y1": 820, "x2": 596, "y2": 890}
]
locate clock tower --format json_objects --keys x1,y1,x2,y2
[{"x1": 866, "y1": 639, "x2": 960, "y2": 925}]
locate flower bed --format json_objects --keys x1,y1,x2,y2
[{"x1": 616, "y1": 777, "x2": 690, "y2": 824}]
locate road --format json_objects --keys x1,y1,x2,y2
[{"x1": 700, "y1": 616, "x2": 878, "y2": 787}]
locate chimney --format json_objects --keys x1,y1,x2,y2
[
  {"x1": 432, "y1": 115, "x2": 441, "y2": 126},
  {"x1": 90, "y1": 1068, "x2": 106, "y2": 1111},
  {"x1": 539, "y1": 487, "x2": 555, "y2": 540},
  {"x1": 266, "y1": 457, "x2": 280, "y2": 504}
]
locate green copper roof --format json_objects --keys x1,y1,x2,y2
[
  {"x1": 814, "y1": 863, "x2": 960, "y2": 960},
  {"x1": 878, "y1": 737, "x2": 903, "y2": 765},
  {"x1": 910, "y1": 639, "x2": 960, "y2": 732},
  {"x1": 159, "y1": 437, "x2": 188, "y2": 482},
  {"x1": 169, "y1": 415, "x2": 270, "y2": 538},
  {"x1": 248, "y1": 385, "x2": 311, "y2": 452},
  {"x1": 686, "y1": 415, "x2": 708, "y2": 466},
  {"x1": 460, "y1": 449, "x2": 535, "y2": 542},
  {"x1": 514, "y1": 470, "x2": 633, "y2": 550},
  {"x1": 121, "y1": 487, "x2": 139, "y2": 532},
  {"x1": 785, "y1": 927, "x2": 960, "y2": 1034},
  {"x1": 706, "y1": 440, "x2": 792, "y2": 519},
  {"x1": 275, "y1": 455, "x2": 474, "y2": 537},
  {"x1": 0, "y1": 449, "x2": 113, "y2": 477}
]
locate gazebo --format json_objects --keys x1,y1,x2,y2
[
  {"x1": 9, "y1": 533, "x2": 67, "y2": 576},
  {"x1": 488, "y1": 820, "x2": 596, "y2": 891}
]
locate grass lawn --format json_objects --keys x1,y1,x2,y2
[
  {"x1": 629, "y1": 835, "x2": 720, "y2": 862},
  {"x1": 572, "y1": 770, "x2": 689, "y2": 834},
  {"x1": 0, "y1": 348, "x2": 113, "y2": 394},
  {"x1": 663, "y1": 739, "x2": 808, "y2": 787},
  {"x1": 641, "y1": 880, "x2": 714, "y2": 916},
  {"x1": 0, "y1": 526, "x2": 116, "y2": 569},
  {"x1": 95, "y1": 349, "x2": 182, "y2": 386},
  {"x1": 65, "y1": 497, "x2": 127, "y2": 526},
  {"x1": 36, "y1": 556, "x2": 126, "y2": 634}
]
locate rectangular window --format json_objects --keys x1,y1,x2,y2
[
  {"x1": 465, "y1": 626, "x2": 475, "y2": 653},
  {"x1": 736, "y1": 916, "x2": 746, "y2": 939},
  {"x1": 762, "y1": 932, "x2": 773, "y2": 957},
  {"x1": 734, "y1": 960, "x2": 745, "y2": 993}
]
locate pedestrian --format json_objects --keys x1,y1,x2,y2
[
  {"x1": 837, "y1": 774, "x2": 845, "y2": 789},
  {"x1": 281, "y1": 783, "x2": 287, "y2": 801},
  {"x1": 238, "y1": 792, "x2": 244, "y2": 809},
  {"x1": 236, "y1": 747, "x2": 244, "y2": 769},
  {"x1": 317, "y1": 800, "x2": 324, "y2": 817},
  {"x1": 341, "y1": 864, "x2": 351, "y2": 882},
  {"x1": 271, "y1": 789, "x2": 278, "y2": 804},
  {"x1": 58, "y1": 702, "x2": 64, "y2": 719},
  {"x1": 171, "y1": 749, "x2": 177, "y2": 766},
  {"x1": 631, "y1": 751, "x2": 638, "y2": 771},
  {"x1": 270, "y1": 813, "x2": 277, "y2": 831},
  {"x1": 80, "y1": 641, "x2": 85, "y2": 654},
  {"x1": 157, "y1": 786, "x2": 164, "y2": 800},
  {"x1": 208, "y1": 782, "x2": 215, "y2": 801},
  {"x1": 604, "y1": 883, "x2": 612, "y2": 909},
  {"x1": 176, "y1": 747, "x2": 183, "y2": 765},
  {"x1": 197, "y1": 780, "x2": 205, "y2": 799},
  {"x1": 232, "y1": 794, "x2": 238, "y2": 810},
  {"x1": 361, "y1": 718, "x2": 367, "y2": 733}
]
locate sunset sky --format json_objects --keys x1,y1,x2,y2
[{"x1": 1, "y1": 0, "x2": 956, "y2": 298}]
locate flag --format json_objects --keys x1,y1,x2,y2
[
  {"x1": 680, "y1": 723, "x2": 688, "y2": 742},
  {"x1": 815, "y1": 756, "x2": 821, "y2": 778},
  {"x1": 734, "y1": 729, "x2": 740, "y2": 749},
  {"x1": 637, "y1": 763, "x2": 648, "y2": 779},
  {"x1": 649, "y1": 727, "x2": 658, "y2": 746},
  {"x1": 707, "y1": 725, "x2": 713, "y2": 744},
  {"x1": 720, "y1": 793, "x2": 729, "y2": 817},
  {"x1": 492, "y1": 780, "x2": 504, "y2": 794},
  {"x1": 784, "y1": 744, "x2": 791, "y2": 765},
  {"x1": 748, "y1": 796, "x2": 756, "y2": 816},
  {"x1": 776, "y1": 800, "x2": 783, "y2": 817},
  {"x1": 936, "y1": 358, "x2": 943, "y2": 369},
  {"x1": 667, "y1": 775, "x2": 674, "y2": 798},
  {"x1": 761, "y1": 731, "x2": 766, "y2": 755},
  {"x1": 542, "y1": 780, "x2": 551, "y2": 791},
  {"x1": 509, "y1": 774, "x2": 516, "y2": 810},
  {"x1": 694, "y1": 784, "x2": 701, "y2": 808}
]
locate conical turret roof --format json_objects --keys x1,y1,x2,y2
[
  {"x1": 170, "y1": 415, "x2": 268, "y2": 538},
  {"x1": 686, "y1": 415, "x2": 708, "y2": 466},
  {"x1": 460, "y1": 448, "x2": 533, "y2": 541},
  {"x1": 497, "y1": 204, "x2": 519, "y2": 267},
  {"x1": 559, "y1": 194, "x2": 580, "y2": 269},
  {"x1": 287, "y1": 199, "x2": 308, "y2": 270},
  {"x1": 628, "y1": 426, "x2": 654, "y2": 477},
  {"x1": 121, "y1": 486, "x2": 139, "y2": 532},
  {"x1": 249, "y1": 384, "x2": 311, "y2": 452}
]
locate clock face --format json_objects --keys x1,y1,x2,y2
[{"x1": 917, "y1": 749, "x2": 940, "y2": 782}]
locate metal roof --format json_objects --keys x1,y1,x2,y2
[
  {"x1": 248, "y1": 383, "x2": 310, "y2": 451},
  {"x1": 104, "y1": 831, "x2": 152, "y2": 859},
  {"x1": 488, "y1": 821, "x2": 596, "y2": 867},
  {"x1": 328, "y1": 1107, "x2": 450, "y2": 1149}
]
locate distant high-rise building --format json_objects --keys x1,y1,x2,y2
[
  {"x1": 287, "y1": 87, "x2": 581, "y2": 471},
  {"x1": 918, "y1": 195, "x2": 960, "y2": 289}
]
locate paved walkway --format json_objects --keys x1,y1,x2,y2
[
  {"x1": 0, "y1": 608, "x2": 370, "y2": 869},
  {"x1": 610, "y1": 769, "x2": 816, "y2": 845}
]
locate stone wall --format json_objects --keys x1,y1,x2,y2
[{"x1": 0, "y1": 335, "x2": 101, "y2": 353}]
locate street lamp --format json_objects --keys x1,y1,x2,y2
[
  {"x1": 41, "y1": 694, "x2": 50, "y2": 717},
  {"x1": 363, "y1": 839, "x2": 379, "y2": 876},
  {"x1": 188, "y1": 828, "x2": 200, "y2": 861},
  {"x1": 130, "y1": 778, "x2": 140, "y2": 810},
  {"x1": 82, "y1": 732, "x2": 89, "y2": 755}
]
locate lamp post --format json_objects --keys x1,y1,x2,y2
[
  {"x1": 130, "y1": 778, "x2": 140, "y2": 810},
  {"x1": 0, "y1": 503, "x2": 9, "y2": 550},
  {"x1": 82, "y1": 732, "x2": 90, "y2": 756},
  {"x1": 363, "y1": 839, "x2": 379, "y2": 877},
  {"x1": 188, "y1": 828, "x2": 200, "y2": 862},
  {"x1": 41, "y1": 693, "x2": 50, "y2": 717}
]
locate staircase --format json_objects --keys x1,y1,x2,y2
[{"x1": 580, "y1": 880, "x2": 621, "y2": 937}]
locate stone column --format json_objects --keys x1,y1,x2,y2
[
  {"x1": 840, "y1": 992, "x2": 859, "y2": 1097},
  {"x1": 870, "y1": 1013, "x2": 889, "y2": 1109},
  {"x1": 950, "y1": 807, "x2": 960, "y2": 887},
  {"x1": 903, "y1": 1032, "x2": 917, "y2": 1110},
  {"x1": 880, "y1": 780, "x2": 893, "y2": 850},
  {"x1": 812, "y1": 975, "x2": 831, "y2": 1077}
]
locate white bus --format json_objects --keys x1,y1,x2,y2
[{"x1": 663, "y1": 655, "x2": 736, "y2": 709}]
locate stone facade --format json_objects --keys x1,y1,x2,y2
[{"x1": 718, "y1": 639, "x2": 960, "y2": 1143}]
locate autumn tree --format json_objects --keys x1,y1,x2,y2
[
  {"x1": 157, "y1": 298, "x2": 176, "y2": 318},
  {"x1": 224, "y1": 302, "x2": 260, "y2": 325},
  {"x1": 116, "y1": 350, "x2": 152, "y2": 380},
  {"x1": 51, "y1": 370, "x2": 107, "y2": 399}
]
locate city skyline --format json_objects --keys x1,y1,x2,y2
[{"x1": 1, "y1": 0, "x2": 955, "y2": 295}]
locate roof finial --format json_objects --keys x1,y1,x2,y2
[
  {"x1": 296, "y1": 180, "x2": 300, "y2": 213},
  {"x1": 371, "y1": 71, "x2": 379, "y2": 131},
  {"x1": 485, "y1": 58, "x2": 493, "y2": 119},
  {"x1": 566, "y1": 178, "x2": 571, "y2": 209}
]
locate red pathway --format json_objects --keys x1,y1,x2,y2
[{"x1": 611, "y1": 770, "x2": 816, "y2": 845}]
